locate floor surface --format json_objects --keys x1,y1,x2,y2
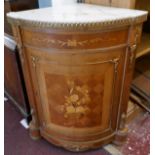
[{"x1": 4, "y1": 98, "x2": 150, "y2": 155}]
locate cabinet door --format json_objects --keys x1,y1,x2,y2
[{"x1": 26, "y1": 47, "x2": 125, "y2": 138}]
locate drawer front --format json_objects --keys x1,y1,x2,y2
[{"x1": 21, "y1": 28, "x2": 128, "y2": 50}]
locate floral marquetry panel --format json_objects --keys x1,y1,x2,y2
[{"x1": 45, "y1": 74, "x2": 104, "y2": 128}]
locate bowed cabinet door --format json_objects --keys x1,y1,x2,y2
[{"x1": 25, "y1": 46, "x2": 126, "y2": 141}]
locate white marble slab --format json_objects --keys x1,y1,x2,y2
[{"x1": 7, "y1": 4, "x2": 147, "y2": 30}]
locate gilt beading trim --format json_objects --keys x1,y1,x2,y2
[{"x1": 7, "y1": 15, "x2": 147, "y2": 31}]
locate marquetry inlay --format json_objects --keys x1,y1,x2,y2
[
  {"x1": 31, "y1": 37, "x2": 117, "y2": 47},
  {"x1": 64, "y1": 80, "x2": 91, "y2": 118}
]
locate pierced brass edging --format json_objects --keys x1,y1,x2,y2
[{"x1": 7, "y1": 15, "x2": 147, "y2": 31}]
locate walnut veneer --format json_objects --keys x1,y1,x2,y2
[{"x1": 7, "y1": 4, "x2": 147, "y2": 152}]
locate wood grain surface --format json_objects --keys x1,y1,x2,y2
[{"x1": 10, "y1": 21, "x2": 145, "y2": 151}]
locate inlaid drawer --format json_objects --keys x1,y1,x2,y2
[{"x1": 21, "y1": 28, "x2": 129, "y2": 49}]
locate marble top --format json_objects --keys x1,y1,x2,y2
[{"x1": 7, "y1": 4, "x2": 148, "y2": 30}]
